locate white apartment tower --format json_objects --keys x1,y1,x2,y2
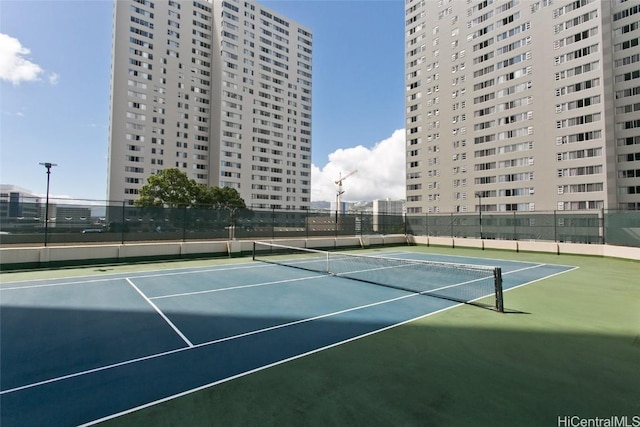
[
  {"x1": 108, "y1": 0, "x2": 313, "y2": 209},
  {"x1": 405, "y1": 0, "x2": 640, "y2": 214}
]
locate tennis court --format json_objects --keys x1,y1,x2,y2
[{"x1": 1, "y1": 247, "x2": 575, "y2": 426}]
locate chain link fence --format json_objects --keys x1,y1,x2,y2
[
  {"x1": 0, "y1": 199, "x2": 638, "y2": 248},
  {"x1": 0, "y1": 199, "x2": 405, "y2": 246},
  {"x1": 405, "y1": 211, "x2": 603, "y2": 244}
]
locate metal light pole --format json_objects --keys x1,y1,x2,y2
[
  {"x1": 39, "y1": 162, "x2": 58, "y2": 246},
  {"x1": 475, "y1": 191, "x2": 483, "y2": 239}
]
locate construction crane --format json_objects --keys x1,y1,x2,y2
[{"x1": 335, "y1": 170, "x2": 357, "y2": 215}]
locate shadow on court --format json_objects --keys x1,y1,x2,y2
[
  {"x1": 1, "y1": 248, "x2": 635, "y2": 427},
  {"x1": 1, "y1": 302, "x2": 417, "y2": 426},
  {"x1": 2, "y1": 300, "x2": 638, "y2": 427},
  {"x1": 103, "y1": 316, "x2": 639, "y2": 427}
]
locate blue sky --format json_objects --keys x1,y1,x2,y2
[{"x1": 0, "y1": 0, "x2": 406, "y2": 203}]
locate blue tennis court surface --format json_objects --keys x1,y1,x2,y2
[{"x1": 0, "y1": 251, "x2": 575, "y2": 426}]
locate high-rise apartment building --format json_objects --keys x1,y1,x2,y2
[
  {"x1": 405, "y1": 0, "x2": 640, "y2": 214},
  {"x1": 108, "y1": 0, "x2": 313, "y2": 209}
]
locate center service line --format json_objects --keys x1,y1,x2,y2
[{"x1": 126, "y1": 277, "x2": 194, "y2": 348}]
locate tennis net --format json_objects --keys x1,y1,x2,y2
[{"x1": 253, "y1": 241, "x2": 504, "y2": 312}]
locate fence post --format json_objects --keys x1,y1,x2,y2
[
  {"x1": 513, "y1": 211, "x2": 517, "y2": 241},
  {"x1": 271, "y1": 207, "x2": 275, "y2": 241},
  {"x1": 451, "y1": 213, "x2": 454, "y2": 238},
  {"x1": 403, "y1": 213, "x2": 407, "y2": 236},
  {"x1": 600, "y1": 208, "x2": 605, "y2": 244},
  {"x1": 182, "y1": 206, "x2": 187, "y2": 242},
  {"x1": 425, "y1": 213, "x2": 429, "y2": 237},
  {"x1": 305, "y1": 209, "x2": 309, "y2": 240},
  {"x1": 120, "y1": 201, "x2": 126, "y2": 245}
]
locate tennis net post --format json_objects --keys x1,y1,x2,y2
[{"x1": 494, "y1": 267, "x2": 504, "y2": 313}]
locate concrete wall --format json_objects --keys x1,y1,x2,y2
[
  {"x1": 2, "y1": 234, "x2": 638, "y2": 270},
  {"x1": 406, "y1": 236, "x2": 640, "y2": 261},
  {"x1": 0, "y1": 235, "x2": 409, "y2": 270}
]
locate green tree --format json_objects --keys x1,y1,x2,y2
[
  {"x1": 135, "y1": 168, "x2": 200, "y2": 208},
  {"x1": 135, "y1": 168, "x2": 247, "y2": 209},
  {"x1": 198, "y1": 185, "x2": 246, "y2": 209},
  {"x1": 195, "y1": 185, "x2": 248, "y2": 231}
]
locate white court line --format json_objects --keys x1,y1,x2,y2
[
  {"x1": 0, "y1": 250, "x2": 409, "y2": 291},
  {"x1": 79, "y1": 303, "x2": 460, "y2": 427},
  {"x1": 497, "y1": 262, "x2": 580, "y2": 281},
  {"x1": 150, "y1": 275, "x2": 325, "y2": 300},
  {"x1": 0, "y1": 276, "x2": 128, "y2": 291},
  {"x1": 80, "y1": 262, "x2": 581, "y2": 426},
  {"x1": 126, "y1": 278, "x2": 194, "y2": 348},
  {"x1": 131, "y1": 263, "x2": 272, "y2": 280},
  {"x1": 503, "y1": 266, "x2": 580, "y2": 293},
  {"x1": 0, "y1": 249, "x2": 572, "y2": 290},
  {"x1": 0, "y1": 263, "x2": 273, "y2": 291},
  {"x1": 392, "y1": 250, "x2": 578, "y2": 269},
  {"x1": 502, "y1": 263, "x2": 546, "y2": 276},
  {"x1": 151, "y1": 263, "x2": 492, "y2": 301},
  {"x1": 0, "y1": 259, "x2": 578, "y2": 397},
  {"x1": 0, "y1": 277, "x2": 451, "y2": 396}
]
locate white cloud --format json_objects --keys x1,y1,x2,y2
[
  {"x1": 48, "y1": 72, "x2": 60, "y2": 85},
  {"x1": 0, "y1": 33, "x2": 44, "y2": 85},
  {"x1": 2, "y1": 110, "x2": 25, "y2": 118},
  {"x1": 311, "y1": 129, "x2": 406, "y2": 203}
]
